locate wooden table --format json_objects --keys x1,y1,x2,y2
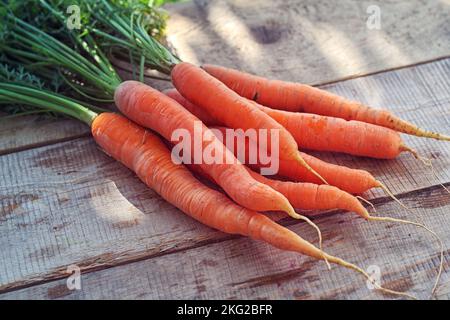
[{"x1": 1, "y1": 0, "x2": 449, "y2": 300}]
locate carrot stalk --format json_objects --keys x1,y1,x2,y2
[{"x1": 396, "y1": 145, "x2": 450, "y2": 195}]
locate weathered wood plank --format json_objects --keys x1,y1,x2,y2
[
  {"x1": 0, "y1": 115, "x2": 89, "y2": 156},
  {"x1": 166, "y1": 0, "x2": 450, "y2": 85},
  {"x1": 2, "y1": 185, "x2": 449, "y2": 300},
  {"x1": 0, "y1": 137, "x2": 224, "y2": 291},
  {"x1": 0, "y1": 59, "x2": 449, "y2": 295}
]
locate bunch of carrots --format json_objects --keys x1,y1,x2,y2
[{"x1": 1, "y1": 0, "x2": 449, "y2": 299}]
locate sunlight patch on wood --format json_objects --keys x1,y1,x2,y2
[
  {"x1": 88, "y1": 181, "x2": 145, "y2": 226},
  {"x1": 207, "y1": 2, "x2": 263, "y2": 69},
  {"x1": 304, "y1": 21, "x2": 367, "y2": 76},
  {"x1": 166, "y1": 13, "x2": 201, "y2": 65}
]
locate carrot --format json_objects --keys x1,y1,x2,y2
[
  {"x1": 166, "y1": 87, "x2": 413, "y2": 159},
  {"x1": 202, "y1": 64, "x2": 450, "y2": 141},
  {"x1": 280, "y1": 152, "x2": 380, "y2": 194},
  {"x1": 254, "y1": 104, "x2": 411, "y2": 159},
  {"x1": 189, "y1": 162, "x2": 369, "y2": 217},
  {"x1": 185, "y1": 131, "x2": 442, "y2": 297},
  {"x1": 214, "y1": 125, "x2": 416, "y2": 211},
  {"x1": 114, "y1": 80, "x2": 299, "y2": 218},
  {"x1": 247, "y1": 170, "x2": 368, "y2": 215},
  {"x1": 164, "y1": 88, "x2": 382, "y2": 194},
  {"x1": 164, "y1": 88, "x2": 218, "y2": 126},
  {"x1": 94, "y1": 113, "x2": 417, "y2": 298},
  {"x1": 171, "y1": 62, "x2": 328, "y2": 184}
]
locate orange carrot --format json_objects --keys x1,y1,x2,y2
[
  {"x1": 171, "y1": 62, "x2": 328, "y2": 184},
  {"x1": 166, "y1": 87, "x2": 412, "y2": 159},
  {"x1": 217, "y1": 125, "x2": 381, "y2": 194},
  {"x1": 246, "y1": 170, "x2": 368, "y2": 216},
  {"x1": 279, "y1": 152, "x2": 380, "y2": 194},
  {"x1": 202, "y1": 64, "x2": 450, "y2": 141},
  {"x1": 189, "y1": 162, "x2": 369, "y2": 217},
  {"x1": 114, "y1": 80, "x2": 298, "y2": 218},
  {"x1": 254, "y1": 104, "x2": 410, "y2": 159},
  {"x1": 92, "y1": 113, "x2": 316, "y2": 250},
  {"x1": 164, "y1": 88, "x2": 381, "y2": 194},
  {"x1": 92, "y1": 112, "x2": 417, "y2": 298},
  {"x1": 164, "y1": 88, "x2": 218, "y2": 126}
]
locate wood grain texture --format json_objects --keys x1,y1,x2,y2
[
  {"x1": 165, "y1": 0, "x2": 450, "y2": 85},
  {"x1": 0, "y1": 115, "x2": 89, "y2": 156},
  {"x1": 2, "y1": 185, "x2": 450, "y2": 300},
  {"x1": 0, "y1": 137, "x2": 223, "y2": 291},
  {"x1": 0, "y1": 59, "x2": 449, "y2": 298}
]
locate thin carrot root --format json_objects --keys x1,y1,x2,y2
[
  {"x1": 376, "y1": 181, "x2": 411, "y2": 211},
  {"x1": 400, "y1": 144, "x2": 420, "y2": 158},
  {"x1": 365, "y1": 215, "x2": 444, "y2": 298},
  {"x1": 416, "y1": 130, "x2": 450, "y2": 141},
  {"x1": 295, "y1": 152, "x2": 329, "y2": 185},
  {"x1": 294, "y1": 214, "x2": 331, "y2": 270},
  {"x1": 400, "y1": 145, "x2": 450, "y2": 195},
  {"x1": 421, "y1": 157, "x2": 450, "y2": 195},
  {"x1": 322, "y1": 253, "x2": 418, "y2": 299},
  {"x1": 397, "y1": 118, "x2": 450, "y2": 141},
  {"x1": 354, "y1": 196, "x2": 443, "y2": 297},
  {"x1": 356, "y1": 196, "x2": 377, "y2": 213},
  {"x1": 283, "y1": 203, "x2": 303, "y2": 220},
  {"x1": 364, "y1": 184, "x2": 426, "y2": 225}
]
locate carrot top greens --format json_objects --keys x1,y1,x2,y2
[
  {"x1": 33, "y1": 0, "x2": 181, "y2": 76},
  {"x1": 1, "y1": 13, "x2": 122, "y2": 101},
  {"x1": 0, "y1": 0, "x2": 172, "y2": 122},
  {"x1": 0, "y1": 65, "x2": 99, "y2": 125},
  {"x1": 0, "y1": 72, "x2": 97, "y2": 125}
]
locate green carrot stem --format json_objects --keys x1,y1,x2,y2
[{"x1": 0, "y1": 85, "x2": 98, "y2": 126}]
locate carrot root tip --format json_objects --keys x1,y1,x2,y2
[
  {"x1": 322, "y1": 253, "x2": 418, "y2": 299},
  {"x1": 366, "y1": 215, "x2": 444, "y2": 298},
  {"x1": 397, "y1": 149, "x2": 450, "y2": 195},
  {"x1": 376, "y1": 181, "x2": 411, "y2": 211},
  {"x1": 296, "y1": 214, "x2": 331, "y2": 270},
  {"x1": 295, "y1": 153, "x2": 329, "y2": 185},
  {"x1": 356, "y1": 196, "x2": 377, "y2": 214}
]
